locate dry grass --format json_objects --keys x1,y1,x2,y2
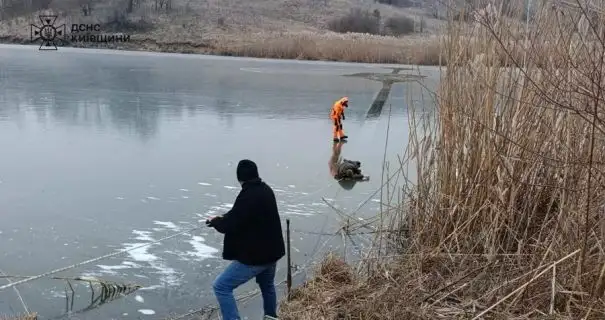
[
  {"x1": 0, "y1": 16, "x2": 444, "y2": 64},
  {"x1": 0, "y1": 313, "x2": 37, "y2": 320},
  {"x1": 0, "y1": 0, "x2": 447, "y2": 64},
  {"x1": 280, "y1": 0, "x2": 605, "y2": 319},
  {"x1": 211, "y1": 32, "x2": 443, "y2": 65},
  {"x1": 280, "y1": 254, "x2": 550, "y2": 319}
]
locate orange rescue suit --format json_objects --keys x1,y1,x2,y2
[{"x1": 330, "y1": 97, "x2": 348, "y2": 140}]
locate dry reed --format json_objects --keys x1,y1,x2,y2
[
  {"x1": 212, "y1": 32, "x2": 443, "y2": 65},
  {"x1": 0, "y1": 313, "x2": 37, "y2": 320},
  {"x1": 0, "y1": 1, "x2": 447, "y2": 65},
  {"x1": 0, "y1": 15, "x2": 444, "y2": 65},
  {"x1": 280, "y1": 0, "x2": 605, "y2": 319}
]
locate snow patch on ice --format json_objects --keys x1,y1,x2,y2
[
  {"x1": 187, "y1": 236, "x2": 219, "y2": 259},
  {"x1": 284, "y1": 210, "x2": 315, "y2": 217},
  {"x1": 153, "y1": 221, "x2": 180, "y2": 231},
  {"x1": 138, "y1": 309, "x2": 155, "y2": 315}
]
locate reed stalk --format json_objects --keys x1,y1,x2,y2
[{"x1": 280, "y1": 0, "x2": 605, "y2": 318}]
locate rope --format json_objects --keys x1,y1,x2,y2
[
  {"x1": 170, "y1": 184, "x2": 346, "y2": 320},
  {"x1": 0, "y1": 268, "x2": 29, "y2": 313},
  {"x1": 283, "y1": 179, "x2": 337, "y2": 203},
  {"x1": 0, "y1": 166, "x2": 344, "y2": 314},
  {"x1": 0, "y1": 225, "x2": 203, "y2": 291},
  {"x1": 350, "y1": 165, "x2": 403, "y2": 217},
  {"x1": 168, "y1": 218, "x2": 340, "y2": 320},
  {"x1": 0, "y1": 175, "x2": 339, "y2": 293}
]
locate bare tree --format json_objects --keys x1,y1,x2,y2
[
  {"x1": 79, "y1": 0, "x2": 93, "y2": 16},
  {"x1": 154, "y1": 0, "x2": 172, "y2": 12},
  {"x1": 127, "y1": 0, "x2": 142, "y2": 13},
  {"x1": 0, "y1": 0, "x2": 51, "y2": 19}
]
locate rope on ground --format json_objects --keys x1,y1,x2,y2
[
  {"x1": 167, "y1": 226, "x2": 339, "y2": 320},
  {"x1": 284, "y1": 179, "x2": 337, "y2": 203},
  {"x1": 0, "y1": 267, "x2": 29, "y2": 314},
  {"x1": 0, "y1": 225, "x2": 203, "y2": 292},
  {"x1": 307, "y1": 190, "x2": 337, "y2": 267},
  {"x1": 350, "y1": 165, "x2": 403, "y2": 217},
  {"x1": 169, "y1": 154, "x2": 393, "y2": 319},
  {"x1": 0, "y1": 179, "x2": 342, "y2": 312}
]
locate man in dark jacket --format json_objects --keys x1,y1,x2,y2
[{"x1": 206, "y1": 159, "x2": 285, "y2": 320}]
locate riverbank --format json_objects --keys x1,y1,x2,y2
[
  {"x1": 0, "y1": 31, "x2": 443, "y2": 65},
  {"x1": 0, "y1": 0, "x2": 447, "y2": 66}
]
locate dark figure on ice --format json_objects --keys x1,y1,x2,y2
[
  {"x1": 329, "y1": 142, "x2": 369, "y2": 190},
  {"x1": 206, "y1": 159, "x2": 285, "y2": 320},
  {"x1": 336, "y1": 159, "x2": 366, "y2": 181}
]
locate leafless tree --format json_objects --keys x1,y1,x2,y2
[{"x1": 154, "y1": 0, "x2": 172, "y2": 12}]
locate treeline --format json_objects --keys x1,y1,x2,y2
[
  {"x1": 374, "y1": 0, "x2": 416, "y2": 7},
  {"x1": 0, "y1": 0, "x2": 174, "y2": 20},
  {"x1": 1, "y1": 0, "x2": 173, "y2": 33},
  {"x1": 328, "y1": 8, "x2": 425, "y2": 36},
  {"x1": 0, "y1": 0, "x2": 52, "y2": 19},
  {"x1": 451, "y1": 0, "x2": 537, "y2": 22}
]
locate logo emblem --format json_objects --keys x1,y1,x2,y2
[{"x1": 30, "y1": 15, "x2": 66, "y2": 50}]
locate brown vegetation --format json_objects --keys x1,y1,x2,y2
[
  {"x1": 280, "y1": 0, "x2": 605, "y2": 319},
  {"x1": 0, "y1": 313, "x2": 37, "y2": 320},
  {"x1": 212, "y1": 32, "x2": 442, "y2": 65},
  {"x1": 0, "y1": 0, "x2": 446, "y2": 64}
]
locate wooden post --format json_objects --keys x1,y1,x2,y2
[{"x1": 286, "y1": 219, "x2": 292, "y2": 300}]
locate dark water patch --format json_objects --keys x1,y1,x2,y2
[{"x1": 342, "y1": 68, "x2": 428, "y2": 119}]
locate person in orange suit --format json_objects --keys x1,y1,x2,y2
[{"x1": 330, "y1": 97, "x2": 349, "y2": 142}]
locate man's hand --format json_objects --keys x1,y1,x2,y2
[
  {"x1": 341, "y1": 113, "x2": 345, "y2": 120},
  {"x1": 206, "y1": 216, "x2": 221, "y2": 227}
]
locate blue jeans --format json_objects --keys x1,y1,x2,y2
[{"x1": 213, "y1": 261, "x2": 278, "y2": 320}]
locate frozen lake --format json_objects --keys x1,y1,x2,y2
[{"x1": 0, "y1": 44, "x2": 439, "y2": 319}]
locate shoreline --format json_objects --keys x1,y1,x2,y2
[{"x1": 0, "y1": 33, "x2": 444, "y2": 66}]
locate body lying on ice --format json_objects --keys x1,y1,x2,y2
[{"x1": 334, "y1": 159, "x2": 369, "y2": 181}]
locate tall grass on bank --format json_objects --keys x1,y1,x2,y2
[
  {"x1": 0, "y1": 314, "x2": 37, "y2": 320},
  {"x1": 217, "y1": 32, "x2": 442, "y2": 65},
  {"x1": 280, "y1": 0, "x2": 605, "y2": 319},
  {"x1": 0, "y1": 10, "x2": 444, "y2": 65}
]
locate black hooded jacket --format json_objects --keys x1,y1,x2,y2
[{"x1": 209, "y1": 178, "x2": 286, "y2": 266}]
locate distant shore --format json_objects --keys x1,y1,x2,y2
[{"x1": 0, "y1": 31, "x2": 444, "y2": 65}]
